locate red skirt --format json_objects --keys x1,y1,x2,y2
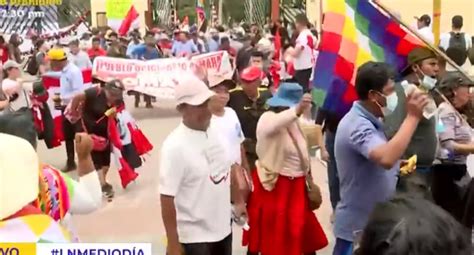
[{"x1": 242, "y1": 170, "x2": 328, "y2": 255}]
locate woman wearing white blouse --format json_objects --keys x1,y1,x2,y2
[{"x1": 243, "y1": 83, "x2": 328, "y2": 255}]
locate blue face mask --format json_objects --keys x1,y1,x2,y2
[{"x1": 436, "y1": 118, "x2": 446, "y2": 133}]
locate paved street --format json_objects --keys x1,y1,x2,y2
[{"x1": 37, "y1": 97, "x2": 335, "y2": 255}]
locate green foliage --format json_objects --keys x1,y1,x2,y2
[
  {"x1": 223, "y1": 0, "x2": 245, "y2": 23},
  {"x1": 176, "y1": 0, "x2": 196, "y2": 23}
]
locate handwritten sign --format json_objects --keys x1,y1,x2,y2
[
  {"x1": 106, "y1": 0, "x2": 132, "y2": 19},
  {"x1": 92, "y1": 51, "x2": 233, "y2": 98}
]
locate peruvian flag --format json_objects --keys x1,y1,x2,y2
[
  {"x1": 118, "y1": 5, "x2": 140, "y2": 37},
  {"x1": 41, "y1": 69, "x2": 93, "y2": 148},
  {"x1": 109, "y1": 106, "x2": 153, "y2": 189}
]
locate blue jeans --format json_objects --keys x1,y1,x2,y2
[
  {"x1": 332, "y1": 238, "x2": 353, "y2": 255},
  {"x1": 326, "y1": 131, "x2": 341, "y2": 210}
]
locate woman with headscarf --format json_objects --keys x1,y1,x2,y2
[
  {"x1": 243, "y1": 83, "x2": 328, "y2": 255},
  {"x1": 432, "y1": 72, "x2": 474, "y2": 222}
]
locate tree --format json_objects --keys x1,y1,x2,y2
[{"x1": 58, "y1": 0, "x2": 91, "y2": 27}]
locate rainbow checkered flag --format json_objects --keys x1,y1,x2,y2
[{"x1": 312, "y1": 0, "x2": 424, "y2": 117}]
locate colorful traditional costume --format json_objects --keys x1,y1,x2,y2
[{"x1": 0, "y1": 134, "x2": 72, "y2": 243}]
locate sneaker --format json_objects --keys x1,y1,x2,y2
[{"x1": 102, "y1": 183, "x2": 114, "y2": 199}]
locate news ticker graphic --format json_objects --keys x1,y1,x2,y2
[{"x1": 0, "y1": 243, "x2": 152, "y2": 255}]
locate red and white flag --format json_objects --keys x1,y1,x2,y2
[
  {"x1": 42, "y1": 69, "x2": 93, "y2": 147},
  {"x1": 118, "y1": 5, "x2": 140, "y2": 37}
]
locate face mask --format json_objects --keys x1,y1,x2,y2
[
  {"x1": 421, "y1": 75, "x2": 437, "y2": 91},
  {"x1": 417, "y1": 66, "x2": 437, "y2": 91},
  {"x1": 376, "y1": 92, "x2": 398, "y2": 116},
  {"x1": 436, "y1": 118, "x2": 446, "y2": 133}
]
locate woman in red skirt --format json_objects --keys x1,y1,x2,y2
[{"x1": 243, "y1": 83, "x2": 328, "y2": 255}]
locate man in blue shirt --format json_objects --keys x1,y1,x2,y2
[
  {"x1": 131, "y1": 32, "x2": 162, "y2": 60},
  {"x1": 333, "y1": 62, "x2": 428, "y2": 255},
  {"x1": 207, "y1": 29, "x2": 220, "y2": 52},
  {"x1": 131, "y1": 32, "x2": 161, "y2": 108},
  {"x1": 48, "y1": 48, "x2": 86, "y2": 172},
  {"x1": 171, "y1": 31, "x2": 198, "y2": 57}
]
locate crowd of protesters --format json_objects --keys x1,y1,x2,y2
[{"x1": 1, "y1": 10, "x2": 474, "y2": 255}]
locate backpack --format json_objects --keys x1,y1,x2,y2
[
  {"x1": 446, "y1": 32, "x2": 468, "y2": 66},
  {"x1": 26, "y1": 51, "x2": 40, "y2": 75}
]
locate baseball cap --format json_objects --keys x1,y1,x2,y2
[
  {"x1": 240, "y1": 66, "x2": 265, "y2": 82},
  {"x1": 415, "y1": 14, "x2": 431, "y2": 26},
  {"x1": 0, "y1": 133, "x2": 39, "y2": 220},
  {"x1": 407, "y1": 47, "x2": 437, "y2": 66},
  {"x1": 47, "y1": 48, "x2": 67, "y2": 61},
  {"x1": 208, "y1": 71, "x2": 236, "y2": 89},
  {"x1": 175, "y1": 75, "x2": 215, "y2": 106},
  {"x1": 2, "y1": 60, "x2": 20, "y2": 70},
  {"x1": 438, "y1": 72, "x2": 474, "y2": 90}
]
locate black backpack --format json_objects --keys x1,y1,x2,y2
[
  {"x1": 26, "y1": 51, "x2": 40, "y2": 75},
  {"x1": 446, "y1": 32, "x2": 468, "y2": 66}
]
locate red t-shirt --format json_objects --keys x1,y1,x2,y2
[
  {"x1": 0, "y1": 45, "x2": 8, "y2": 64},
  {"x1": 87, "y1": 48, "x2": 107, "y2": 59}
]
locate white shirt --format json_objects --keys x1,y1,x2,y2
[
  {"x1": 211, "y1": 107, "x2": 245, "y2": 164},
  {"x1": 159, "y1": 123, "x2": 232, "y2": 243},
  {"x1": 417, "y1": 26, "x2": 435, "y2": 45},
  {"x1": 294, "y1": 29, "x2": 317, "y2": 70},
  {"x1": 1, "y1": 79, "x2": 31, "y2": 112},
  {"x1": 68, "y1": 51, "x2": 93, "y2": 70},
  {"x1": 440, "y1": 31, "x2": 472, "y2": 72}
]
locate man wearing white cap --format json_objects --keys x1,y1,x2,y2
[{"x1": 160, "y1": 75, "x2": 232, "y2": 255}]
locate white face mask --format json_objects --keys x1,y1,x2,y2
[
  {"x1": 376, "y1": 92, "x2": 398, "y2": 116},
  {"x1": 421, "y1": 75, "x2": 437, "y2": 91},
  {"x1": 416, "y1": 67, "x2": 437, "y2": 91},
  {"x1": 382, "y1": 92, "x2": 398, "y2": 116}
]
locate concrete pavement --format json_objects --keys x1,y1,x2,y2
[{"x1": 37, "y1": 97, "x2": 336, "y2": 255}]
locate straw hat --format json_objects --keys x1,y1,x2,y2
[{"x1": 0, "y1": 133, "x2": 39, "y2": 220}]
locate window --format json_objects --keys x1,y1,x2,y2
[{"x1": 96, "y1": 12, "x2": 107, "y2": 28}]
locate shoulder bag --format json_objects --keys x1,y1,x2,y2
[{"x1": 287, "y1": 126, "x2": 322, "y2": 211}]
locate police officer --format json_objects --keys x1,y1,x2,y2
[{"x1": 228, "y1": 66, "x2": 272, "y2": 170}]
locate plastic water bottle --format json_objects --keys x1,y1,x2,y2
[
  {"x1": 232, "y1": 206, "x2": 250, "y2": 231},
  {"x1": 402, "y1": 83, "x2": 437, "y2": 119}
]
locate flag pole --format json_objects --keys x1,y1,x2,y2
[
  {"x1": 432, "y1": 0, "x2": 441, "y2": 46},
  {"x1": 373, "y1": 0, "x2": 472, "y2": 81},
  {"x1": 374, "y1": 0, "x2": 472, "y2": 126}
]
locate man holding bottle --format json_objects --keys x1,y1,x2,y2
[{"x1": 384, "y1": 47, "x2": 440, "y2": 198}]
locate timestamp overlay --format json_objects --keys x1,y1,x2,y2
[{"x1": 0, "y1": 0, "x2": 62, "y2": 20}]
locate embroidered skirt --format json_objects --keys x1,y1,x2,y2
[{"x1": 242, "y1": 170, "x2": 328, "y2": 255}]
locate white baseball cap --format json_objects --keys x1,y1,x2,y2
[
  {"x1": 2, "y1": 60, "x2": 20, "y2": 70},
  {"x1": 0, "y1": 133, "x2": 39, "y2": 220},
  {"x1": 174, "y1": 75, "x2": 215, "y2": 106},
  {"x1": 208, "y1": 70, "x2": 235, "y2": 88}
]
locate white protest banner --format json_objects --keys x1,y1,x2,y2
[{"x1": 92, "y1": 51, "x2": 232, "y2": 99}]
